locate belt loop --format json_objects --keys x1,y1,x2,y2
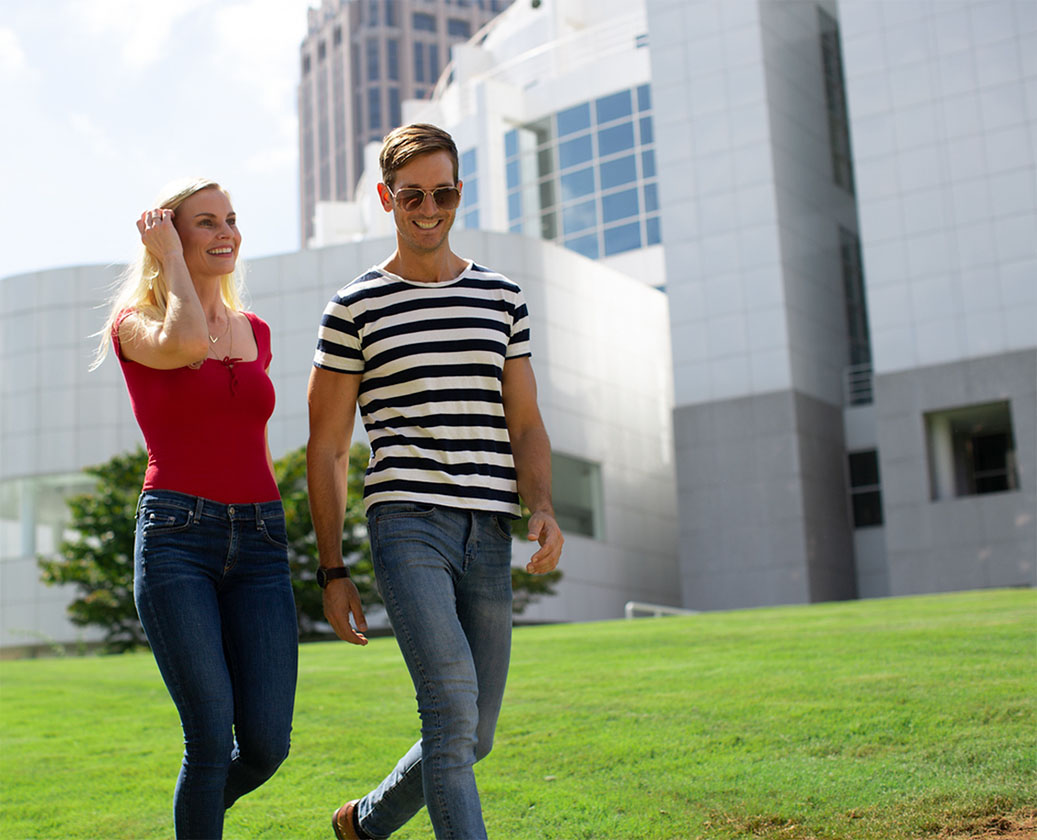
[
  {"x1": 193, "y1": 496, "x2": 205, "y2": 523},
  {"x1": 254, "y1": 502, "x2": 263, "y2": 530},
  {"x1": 135, "y1": 493, "x2": 144, "y2": 520}
]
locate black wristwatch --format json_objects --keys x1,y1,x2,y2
[{"x1": 316, "y1": 566, "x2": 351, "y2": 589}]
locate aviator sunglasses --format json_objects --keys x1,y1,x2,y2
[{"x1": 385, "y1": 185, "x2": 462, "y2": 212}]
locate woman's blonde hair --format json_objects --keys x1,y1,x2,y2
[{"x1": 91, "y1": 177, "x2": 246, "y2": 370}]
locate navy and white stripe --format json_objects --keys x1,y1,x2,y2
[{"x1": 314, "y1": 262, "x2": 531, "y2": 516}]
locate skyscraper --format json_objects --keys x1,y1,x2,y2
[{"x1": 297, "y1": 0, "x2": 513, "y2": 244}]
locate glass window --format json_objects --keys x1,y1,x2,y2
[
  {"x1": 642, "y1": 149, "x2": 656, "y2": 178},
  {"x1": 504, "y1": 129, "x2": 518, "y2": 159},
  {"x1": 604, "y1": 221, "x2": 642, "y2": 256},
  {"x1": 506, "y1": 159, "x2": 520, "y2": 189},
  {"x1": 429, "y1": 43, "x2": 440, "y2": 81},
  {"x1": 538, "y1": 179, "x2": 556, "y2": 211},
  {"x1": 414, "y1": 42, "x2": 425, "y2": 83},
  {"x1": 565, "y1": 233, "x2": 599, "y2": 259},
  {"x1": 302, "y1": 55, "x2": 311, "y2": 75},
  {"x1": 318, "y1": 41, "x2": 326, "y2": 61},
  {"x1": 562, "y1": 198, "x2": 597, "y2": 234},
  {"x1": 540, "y1": 211, "x2": 557, "y2": 240},
  {"x1": 551, "y1": 453, "x2": 603, "y2": 538},
  {"x1": 510, "y1": 221, "x2": 523, "y2": 234},
  {"x1": 463, "y1": 178, "x2": 478, "y2": 207},
  {"x1": 367, "y1": 87, "x2": 381, "y2": 130},
  {"x1": 637, "y1": 83, "x2": 652, "y2": 112},
  {"x1": 448, "y1": 18, "x2": 470, "y2": 38},
  {"x1": 558, "y1": 134, "x2": 593, "y2": 169},
  {"x1": 599, "y1": 155, "x2": 637, "y2": 189},
  {"x1": 556, "y1": 102, "x2": 591, "y2": 137},
  {"x1": 639, "y1": 115, "x2": 654, "y2": 145},
  {"x1": 387, "y1": 39, "x2": 399, "y2": 80},
  {"x1": 386, "y1": 0, "x2": 396, "y2": 27},
  {"x1": 848, "y1": 450, "x2": 883, "y2": 527},
  {"x1": 333, "y1": 26, "x2": 342, "y2": 47},
  {"x1": 366, "y1": 38, "x2": 379, "y2": 80},
  {"x1": 561, "y1": 167, "x2": 595, "y2": 201},
  {"x1": 463, "y1": 210, "x2": 479, "y2": 229},
  {"x1": 598, "y1": 121, "x2": 635, "y2": 156},
  {"x1": 602, "y1": 187, "x2": 639, "y2": 224},
  {"x1": 646, "y1": 215, "x2": 661, "y2": 245},
  {"x1": 924, "y1": 402, "x2": 1019, "y2": 499},
  {"x1": 461, "y1": 148, "x2": 477, "y2": 177},
  {"x1": 413, "y1": 12, "x2": 436, "y2": 31},
  {"x1": 643, "y1": 182, "x2": 658, "y2": 213},
  {"x1": 508, "y1": 191, "x2": 522, "y2": 221},
  {"x1": 388, "y1": 87, "x2": 401, "y2": 127},
  {"x1": 596, "y1": 90, "x2": 633, "y2": 124}
]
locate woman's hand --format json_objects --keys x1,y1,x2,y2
[{"x1": 136, "y1": 208, "x2": 183, "y2": 264}]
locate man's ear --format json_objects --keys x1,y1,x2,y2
[{"x1": 377, "y1": 183, "x2": 394, "y2": 213}]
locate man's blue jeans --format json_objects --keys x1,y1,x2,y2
[
  {"x1": 356, "y1": 503, "x2": 514, "y2": 840},
  {"x1": 133, "y1": 490, "x2": 298, "y2": 840}
]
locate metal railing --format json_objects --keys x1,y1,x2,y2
[
  {"x1": 844, "y1": 362, "x2": 874, "y2": 406},
  {"x1": 624, "y1": 602, "x2": 699, "y2": 619}
]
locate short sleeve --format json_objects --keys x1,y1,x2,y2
[
  {"x1": 313, "y1": 295, "x2": 365, "y2": 373},
  {"x1": 506, "y1": 285, "x2": 532, "y2": 359}
]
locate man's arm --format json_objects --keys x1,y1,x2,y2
[
  {"x1": 306, "y1": 366, "x2": 369, "y2": 645},
  {"x1": 501, "y1": 356, "x2": 564, "y2": 574}
]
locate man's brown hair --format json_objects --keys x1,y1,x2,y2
[{"x1": 379, "y1": 123, "x2": 459, "y2": 189}]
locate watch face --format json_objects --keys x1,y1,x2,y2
[{"x1": 317, "y1": 568, "x2": 328, "y2": 588}]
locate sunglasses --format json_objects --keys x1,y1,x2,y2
[{"x1": 385, "y1": 185, "x2": 461, "y2": 212}]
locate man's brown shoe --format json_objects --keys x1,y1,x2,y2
[{"x1": 331, "y1": 799, "x2": 361, "y2": 840}]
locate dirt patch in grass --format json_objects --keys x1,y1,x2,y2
[{"x1": 933, "y1": 809, "x2": 1037, "y2": 839}]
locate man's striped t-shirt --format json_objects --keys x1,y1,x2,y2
[{"x1": 313, "y1": 261, "x2": 532, "y2": 516}]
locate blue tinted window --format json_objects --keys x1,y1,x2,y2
[
  {"x1": 604, "y1": 222, "x2": 641, "y2": 255},
  {"x1": 558, "y1": 134, "x2": 593, "y2": 169},
  {"x1": 556, "y1": 103, "x2": 591, "y2": 137},
  {"x1": 561, "y1": 167, "x2": 595, "y2": 201},
  {"x1": 463, "y1": 179, "x2": 478, "y2": 207},
  {"x1": 508, "y1": 191, "x2": 521, "y2": 221},
  {"x1": 642, "y1": 149, "x2": 656, "y2": 178},
  {"x1": 387, "y1": 39, "x2": 399, "y2": 80},
  {"x1": 562, "y1": 199, "x2": 597, "y2": 234},
  {"x1": 602, "y1": 187, "x2": 639, "y2": 224},
  {"x1": 505, "y1": 130, "x2": 518, "y2": 159},
  {"x1": 510, "y1": 221, "x2": 523, "y2": 234},
  {"x1": 598, "y1": 122, "x2": 635, "y2": 156},
  {"x1": 464, "y1": 210, "x2": 479, "y2": 229},
  {"x1": 461, "y1": 148, "x2": 477, "y2": 177},
  {"x1": 413, "y1": 12, "x2": 436, "y2": 31},
  {"x1": 448, "y1": 18, "x2": 470, "y2": 37},
  {"x1": 599, "y1": 155, "x2": 637, "y2": 190},
  {"x1": 646, "y1": 215, "x2": 661, "y2": 245},
  {"x1": 414, "y1": 43, "x2": 425, "y2": 82},
  {"x1": 388, "y1": 87, "x2": 401, "y2": 127},
  {"x1": 565, "y1": 233, "x2": 599, "y2": 259},
  {"x1": 367, "y1": 39, "x2": 379, "y2": 80},
  {"x1": 429, "y1": 44, "x2": 439, "y2": 80},
  {"x1": 637, "y1": 84, "x2": 651, "y2": 112},
  {"x1": 639, "y1": 115, "x2": 654, "y2": 145},
  {"x1": 596, "y1": 90, "x2": 632, "y2": 124},
  {"x1": 643, "y1": 182, "x2": 658, "y2": 213},
  {"x1": 506, "y1": 160, "x2": 520, "y2": 189},
  {"x1": 367, "y1": 87, "x2": 381, "y2": 130}
]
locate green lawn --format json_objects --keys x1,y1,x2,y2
[{"x1": 1, "y1": 588, "x2": 1034, "y2": 840}]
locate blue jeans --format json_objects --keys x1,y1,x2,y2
[
  {"x1": 356, "y1": 503, "x2": 514, "y2": 840},
  {"x1": 133, "y1": 490, "x2": 298, "y2": 840}
]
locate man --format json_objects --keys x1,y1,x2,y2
[{"x1": 306, "y1": 123, "x2": 564, "y2": 840}]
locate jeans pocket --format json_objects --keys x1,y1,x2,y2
[
  {"x1": 140, "y1": 501, "x2": 194, "y2": 536},
  {"x1": 492, "y1": 515, "x2": 515, "y2": 541},
  {"x1": 371, "y1": 502, "x2": 437, "y2": 523},
  {"x1": 259, "y1": 513, "x2": 290, "y2": 550}
]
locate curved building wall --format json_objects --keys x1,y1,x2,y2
[{"x1": 0, "y1": 231, "x2": 678, "y2": 649}]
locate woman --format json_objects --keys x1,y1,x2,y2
[{"x1": 93, "y1": 178, "x2": 298, "y2": 839}]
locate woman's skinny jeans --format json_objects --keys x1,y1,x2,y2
[{"x1": 133, "y1": 490, "x2": 299, "y2": 840}]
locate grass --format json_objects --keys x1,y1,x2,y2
[{"x1": 1, "y1": 588, "x2": 1034, "y2": 840}]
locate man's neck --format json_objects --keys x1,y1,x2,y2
[{"x1": 383, "y1": 248, "x2": 467, "y2": 284}]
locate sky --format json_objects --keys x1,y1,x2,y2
[{"x1": 0, "y1": 0, "x2": 320, "y2": 279}]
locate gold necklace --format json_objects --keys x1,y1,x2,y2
[{"x1": 208, "y1": 307, "x2": 231, "y2": 344}]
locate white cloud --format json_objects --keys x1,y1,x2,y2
[
  {"x1": 68, "y1": 0, "x2": 215, "y2": 68},
  {"x1": 0, "y1": 26, "x2": 28, "y2": 77}
]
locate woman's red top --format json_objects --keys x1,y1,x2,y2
[{"x1": 113, "y1": 310, "x2": 280, "y2": 503}]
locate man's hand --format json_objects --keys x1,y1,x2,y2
[
  {"x1": 525, "y1": 509, "x2": 563, "y2": 574},
  {"x1": 322, "y1": 578, "x2": 369, "y2": 645}
]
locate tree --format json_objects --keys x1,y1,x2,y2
[{"x1": 41, "y1": 443, "x2": 561, "y2": 651}]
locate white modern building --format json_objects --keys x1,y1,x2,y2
[{"x1": 2, "y1": 0, "x2": 1034, "y2": 653}]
